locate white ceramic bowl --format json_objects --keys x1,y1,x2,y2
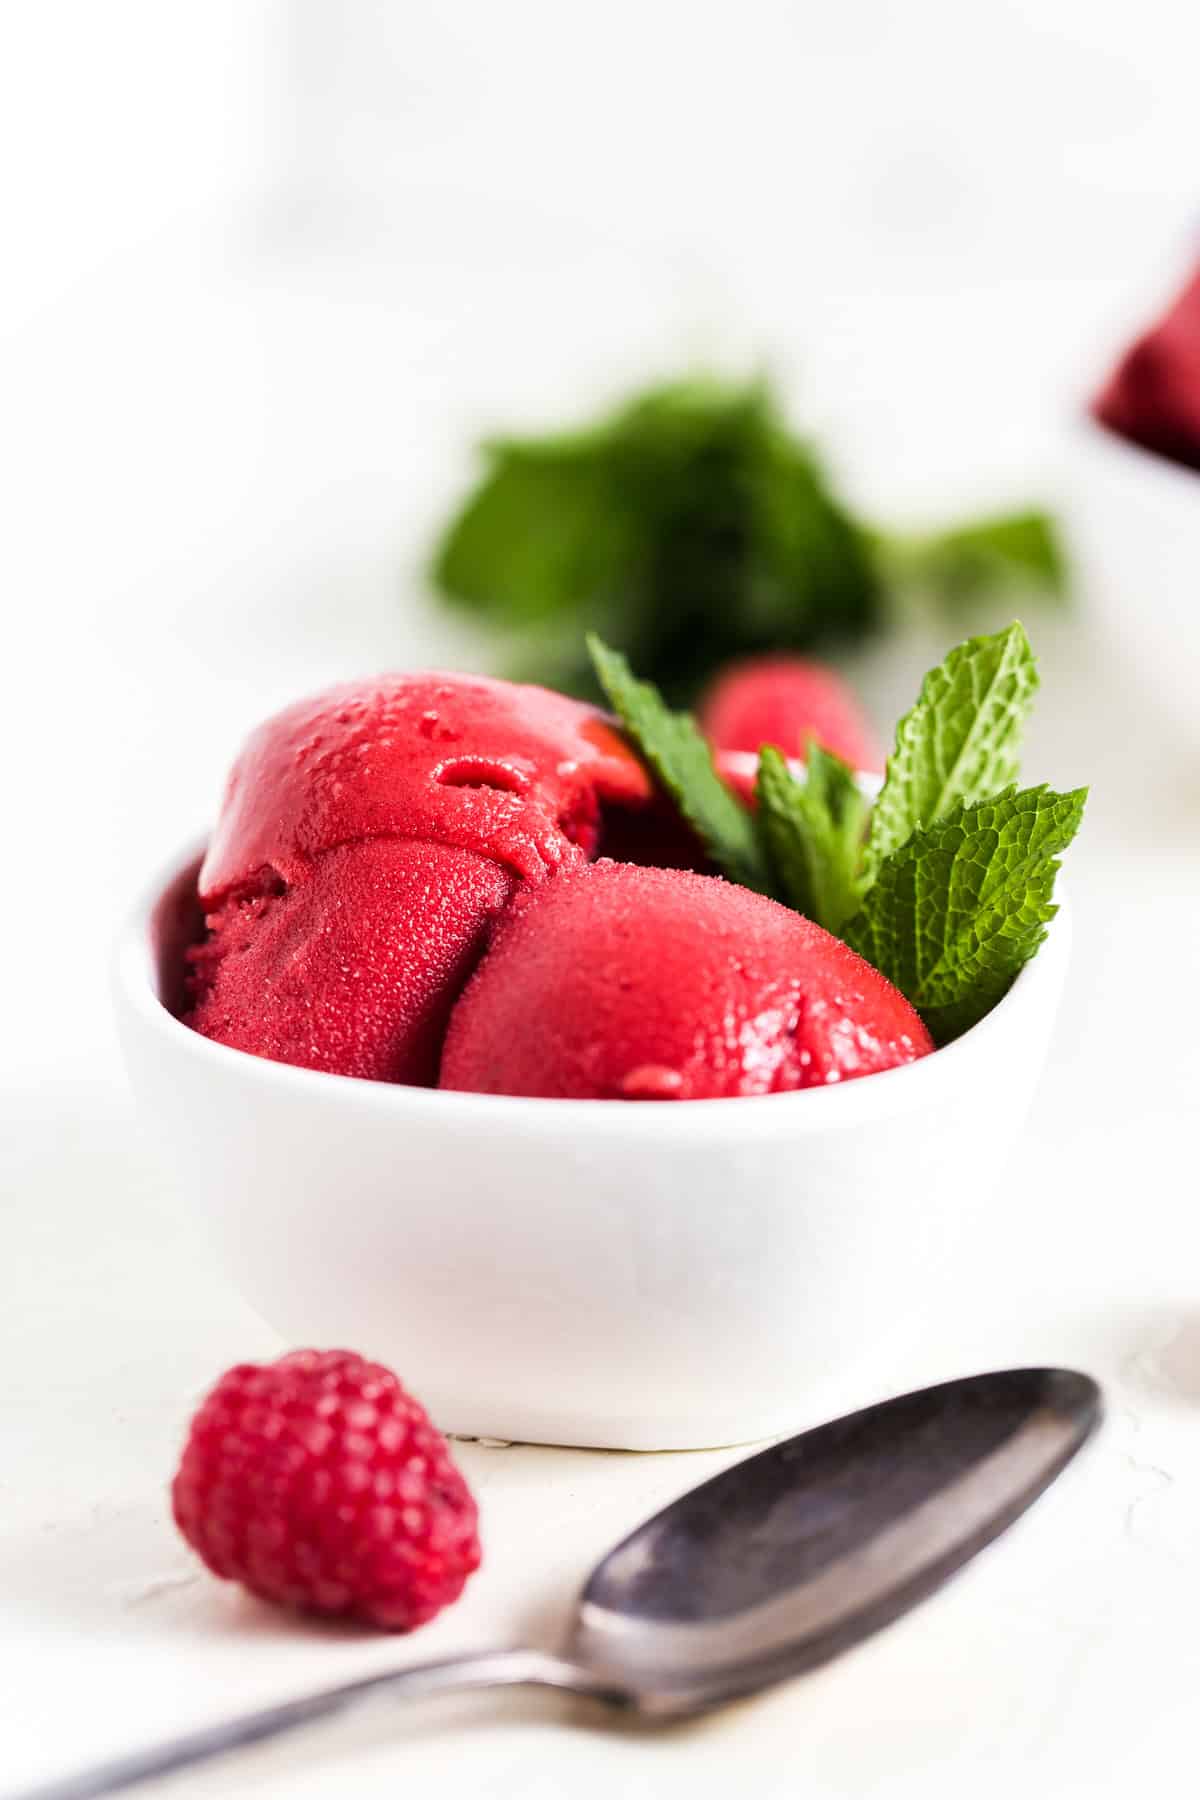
[
  {"x1": 1065, "y1": 417, "x2": 1200, "y2": 747},
  {"x1": 115, "y1": 843, "x2": 1071, "y2": 1452}
]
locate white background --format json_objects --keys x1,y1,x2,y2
[{"x1": 3, "y1": 4, "x2": 1200, "y2": 1796}]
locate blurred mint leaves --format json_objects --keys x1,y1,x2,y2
[
  {"x1": 432, "y1": 376, "x2": 1067, "y2": 705},
  {"x1": 586, "y1": 623, "x2": 1084, "y2": 1045}
]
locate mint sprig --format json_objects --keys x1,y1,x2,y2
[
  {"x1": 863, "y1": 621, "x2": 1039, "y2": 884},
  {"x1": 587, "y1": 635, "x2": 772, "y2": 894},
  {"x1": 587, "y1": 626, "x2": 1082, "y2": 1046},
  {"x1": 844, "y1": 785, "x2": 1086, "y2": 1045},
  {"x1": 755, "y1": 742, "x2": 868, "y2": 934},
  {"x1": 433, "y1": 442, "x2": 631, "y2": 629},
  {"x1": 431, "y1": 375, "x2": 1066, "y2": 706}
]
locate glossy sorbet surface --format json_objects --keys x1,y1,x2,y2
[
  {"x1": 188, "y1": 673, "x2": 650, "y2": 1083},
  {"x1": 201, "y1": 671, "x2": 650, "y2": 894},
  {"x1": 440, "y1": 860, "x2": 932, "y2": 1101},
  {"x1": 187, "y1": 672, "x2": 932, "y2": 1097}
]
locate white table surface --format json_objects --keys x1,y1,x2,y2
[{"x1": 5, "y1": 5, "x2": 1200, "y2": 1795}]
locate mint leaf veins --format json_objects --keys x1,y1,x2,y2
[
  {"x1": 862, "y1": 620, "x2": 1039, "y2": 885},
  {"x1": 844, "y1": 784, "x2": 1087, "y2": 1044}
]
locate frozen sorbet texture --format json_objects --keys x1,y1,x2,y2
[
  {"x1": 188, "y1": 674, "x2": 651, "y2": 1082},
  {"x1": 439, "y1": 861, "x2": 933, "y2": 1101},
  {"x1": 188, "y1": 841, "x2": 514, "y2": 1084}
]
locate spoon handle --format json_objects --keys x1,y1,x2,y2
[{"x1": 16, "y1": 1650, "x2": 625, "y2": 1800}]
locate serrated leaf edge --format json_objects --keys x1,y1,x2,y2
[{"x1": 863, "y1": 621, "x2": 1039, "y2": 884}]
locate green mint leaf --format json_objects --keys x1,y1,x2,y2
[
  {"x1": 431, "y1": 443, "x2": 628, "y2": 627},
  {"x1": 804, "y1": 738, "x2": 872, "y2": 835},
  {"x1": 430, "y1": 377, "x2": 1067, "y2": 705},
  {"x1": 743, "y1": 415, "x2": 882, "y2": 647},
  {"x1": 879, "y1": 509, "x2": 1068, "y2": 612},
  {"x1": 755, "y1": 743, "x2": 869, "y2": 932},
  {"x1": 863, "y1": 621, "x2": 1038, "y2": 885},
  {"x1": 587, "y1": 634, "x2": 772, "y2": 894},
  {"x1": 844, "y1": 784, "x2": 1086, "y2": 1045},
  {"x1": 430, "y1": 375, "x2": 884, "y2": 704}
]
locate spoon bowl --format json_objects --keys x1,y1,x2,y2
[{"x1": 571, "y1": 1366, "x2": 1099, "y2": 1713}]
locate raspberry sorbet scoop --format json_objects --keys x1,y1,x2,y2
[
  {"x1": 699, "y1": 654, "x2": 881, "y2": 772},
  {"x1": 187, "y1": 672, "x2": 651, "y2": 1082},
  {"x1": 172, "y1": 1350, "x2": 480, "y2": 1630},
  {"x1": 439, "y1": 861, "x2": 932, "y2": 1101}
]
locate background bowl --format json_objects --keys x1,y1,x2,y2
[
  {"x1": 1065, "y1": 416, "x2": 1200, "y2": 749},
  {"x1": 114, "y1": 843, "x2": 1072, "y2": 1452}
]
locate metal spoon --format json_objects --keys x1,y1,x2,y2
[{"x1": 18, "y1": 1367, "x2": 1100, "y2": 1800}]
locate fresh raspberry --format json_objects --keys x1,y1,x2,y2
[{"x1": 171, "y1": 1349, "x2": 481, "y2": 1631}]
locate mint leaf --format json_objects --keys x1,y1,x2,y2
[
  {"x1": 431, "y1": 444, "x2": 627, "y2": 626},
  {"x1": 881, "y1": 511, "x2": 1072, "y2": 615},
  {"x1": 844, "y1": 785, "x2": 1086, "y2": 1045},
  {"x1": 805, "y1": 738, "x2": 872, "y2": 836},
  {"x1": 587, "y1": 635, "x2": 772, "y2": 894},
  {"x1": 430, "y1": 375, "x2": 885, "y2": 704},
  {"x1": 878, "y1": 509, "x2": 1068, "y2": 612},
  {"x1": 755, "y1": 743, "x2": 869, "y2": 932},
  {"x1": 863, "y1": 621, "x2": 1038, "y2": 885}
]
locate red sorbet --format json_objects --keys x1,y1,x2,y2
[
  {"x1": 439, "y1": 860, "x2": 932, "y2": 1101},
  {"x1": 188, "y1": 674, "x2": 652, "y2": 1082},
  {"x1": 1093, "y1": 267, "x2": 1200, "y2": 473},
  {"x1": 699, "y1": 655, "x2": 881, "y2": 772}
]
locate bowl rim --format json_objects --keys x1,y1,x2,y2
[{"x1": 114, "y1": 835, "x2": 1071, "y2": 1143}]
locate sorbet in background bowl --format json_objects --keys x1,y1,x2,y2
[
  {"x1": 1068, "y1": 264, "x2": 1200, "y2": 749},
  {"x1": 1093, "y1": 267, "x2": 1200, "y2": 473}
]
